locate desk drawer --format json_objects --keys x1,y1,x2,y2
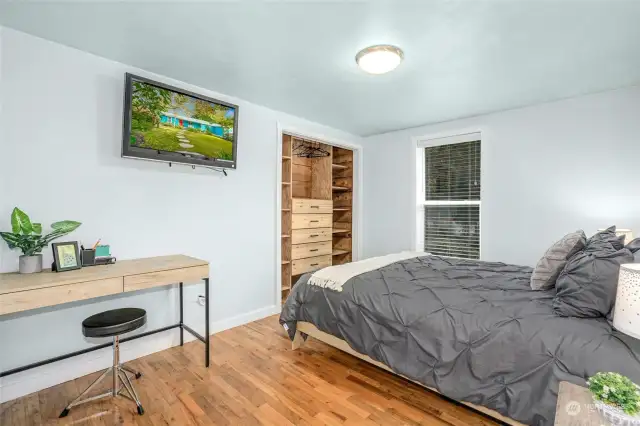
[
  {"x1": 291, "y1": 214, "x2": 332, "y2": 229},
  {"x1": 292, "y1": 198, "x2": 333, "y2": 214},
  {"x1": 124, "y1": 265, "x2": 209, "y2": 292},
  {"x1": 292, "y1": 255, "x2": 332, "y2": 275},
  {"x1": 292, "y1": 242, "x2": 332, "y2": 260},
  {"x1": 0, "y1": 278, "x2": 123, "y2": 316},
  {"x1": 291, "y1": 228, "x2": 332, "y2": 244}
]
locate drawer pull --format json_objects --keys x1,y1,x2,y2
[
  {"x1": 310, "y1": 220, "x2": 319, "y2": 223},
  {"x1": 310, "y1": 263, "x2": 319, "y2": 266},
  {"x1": 310, "y1": 234, "x2": 319, "y2": 237},
  {"x1": 311, "y1": 205, "x2": 319, "y2": 209},
  {"x1": 310, "y1": 249, "x2": 319, "y2": 252}
]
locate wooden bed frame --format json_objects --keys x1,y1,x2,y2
[{"x1": 292, "y1": 321, "x2": 525, "y2": 426}]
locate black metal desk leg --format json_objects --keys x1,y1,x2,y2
[
  {"x1": 204, "y1": 277, "x2": 210, "y2": 368},
  {"x1": 179, "y1": 282, "x2": 184, "y2": 346}
]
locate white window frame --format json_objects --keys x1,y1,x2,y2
[{"x1": 414, "y1": 131, "x2": 482, "y2": 258}]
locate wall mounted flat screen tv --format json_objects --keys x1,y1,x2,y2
[{"x1": 122, "y1": 73, "x2": 239, "y2": 169}]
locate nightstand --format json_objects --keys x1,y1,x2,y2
[{"x1": 555, "y1": 381, "x2": 612, "y2": 425}]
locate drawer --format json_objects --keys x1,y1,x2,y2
[
  {"x1": 292, "y1": 214, "x2": 332, "y2": 229},
  {"x1": 292, "y1": 198, "x2": 333, "y2": 214},
  {"x1": 292, "y1": 241, "x2": 332, "y2": 260},
  {"x1": 124, "y1": 265, "x2": 209, "y2": 292},
  {"x1": 0, "y1": 278, "x2": 123, "y2": 316},
  {"x1": 292, "y1": 255, "x2": 332, "y2": 275},
  {"x1": 291, "y1": 228, "x2": 332, "y2": 244}
]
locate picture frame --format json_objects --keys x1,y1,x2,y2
[{"x1": 52, "y1": 241, "x2": 82, "y2": 272}]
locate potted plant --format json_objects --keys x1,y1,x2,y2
[
  {"x1": 588, "y1": 372, "x2": 640, "y2": 425},
  {"x1": 0, "y1": 208, "x2": 81, "y2": 273}
]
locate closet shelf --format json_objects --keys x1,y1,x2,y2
[{"x1": 281, "y1": 134, "x2": 354, "y2": 292}]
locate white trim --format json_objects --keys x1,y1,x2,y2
[
  {"x1": 415, "y1": 131, "x2": 482, "y2": 147},
  {"x1": 0, "y1": 304, "x2": 279, "y2": 403},
  {"x1": 275, "y1": 123, "x2": 363, "y2": 309},
  {"x1": 412, "y1": 129, "x2": 484, "y2": 258},
  {"x1": 420, "y1": 200, "x2": 481, "y2": 206}
]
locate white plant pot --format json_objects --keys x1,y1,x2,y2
[
  {"x1": 19, "y1": 254, "x2": 43, "y2": 274},
  {"x1": 595, "y1": 400, "x2": 640, "y2": 426}
]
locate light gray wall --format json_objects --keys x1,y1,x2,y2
[
  {"x1": 363, "y1": 85, "x2": 640, "y2": 266},
  {"x1": 0, "y1": 27, "x2": 361, "y2": 402}
]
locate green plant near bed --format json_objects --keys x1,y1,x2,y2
[
  {"x1": 588, "y1": 372, "x2": 640, "y2": 416},
  {"x1": 0, "y1": 207, "x2": 81, "y2": 273}
]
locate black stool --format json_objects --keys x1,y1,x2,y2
[{"x1": 60, "y1": 308, "x2": 147, "y2": 417}]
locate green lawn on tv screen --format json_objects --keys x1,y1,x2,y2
[{"x1": 133, "y1": 125, "x2": 233, "y2": 160}]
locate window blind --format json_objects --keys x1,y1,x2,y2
[
  {"x1": 424, "y1": 140, "x2": 480, "y2": 201},
  {"x1": 422, "y1": 140, "x2": 481, "y2": 259},
  {"x1": 424, "y1": 205, "x2": 480, "y2": 259}
]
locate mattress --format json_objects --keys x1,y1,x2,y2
[{"x1": 279, "y1": 255, "x2": 640, "y2": 425}]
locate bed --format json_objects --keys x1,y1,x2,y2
[{"x1": 279, "y1": 254, "x2": 640, "y2": 426}]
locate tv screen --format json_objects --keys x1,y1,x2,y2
[{"x1": 122, "y1": 73, "x2": 238, "y2": 169}]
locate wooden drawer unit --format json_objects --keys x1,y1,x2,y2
[
  {"x1": 0, "y1": 277, "x2": 123, "y2": 316},
  {"x1": 292, "y1": 198, "x2": 333, "y2": 214},
  {"x1": 124, "y1": 265, "x2": 209, "y2": 292},
  {"x1": 292, "y1": 255, "x2": 332, "y2": 276},
  {"x1": 292, "y1": 241, "x2": 332, "y2": 260},
  {"x1": 292, "y1": 214, "x2": 332, "y2": 230},
  {"x1": 291, "y1": 228, "x2": 332, "y2": 244}
]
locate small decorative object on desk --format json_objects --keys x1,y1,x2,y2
[
  {"x1": 0, "y1": 207, "x2": 81, "y2": 274},
  {"x1": 95, "y1": 244, "x2": 110, "y2": 258},
  {"x1": 588, "y1": 372, "x2": 640, "y2": 425},
  {"x1": 52, "y1": 241, "x2": 82, "y2": 272},
  {"x1": 81, "y1": 249, "x2": 96, "y2": 266}
]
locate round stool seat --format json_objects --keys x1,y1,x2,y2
[{"x1": 83, "y1": 308, "x2": 146, "y2": 338}]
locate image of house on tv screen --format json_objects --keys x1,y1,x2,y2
[{"x1": 130, "y1": 80, "x2": 236, "y2": 160}]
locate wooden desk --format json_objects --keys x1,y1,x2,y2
[{"x1": 0, "y1": 255, "x2": 210, "y2": 377}]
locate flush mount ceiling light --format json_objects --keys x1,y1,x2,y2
[{"x1": 356, "y1": 45, "x2": 404, "y2": 74}]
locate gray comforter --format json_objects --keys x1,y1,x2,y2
[{"x1": 279, "y1": 255, "x2": 640, "y2": 425}]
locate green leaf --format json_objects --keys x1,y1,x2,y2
[
  {"x1": 32, "y1": 223, "x2": 42, "y2": 235},
  {"x1": 50, "y1": 220, "x2": 81, "y2": 234},
  {"x1": 0, "y1": 232, "x2": 20, "y2": 249},
  {"x1": 11, "y1": 207, "x2": 33, "y2": 235}
]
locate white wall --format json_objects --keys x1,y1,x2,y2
[
  {"x1": 363, "y1": 85, "x2": 640, "y2": 266},
  {"x1": 0, "y1": 27, "x2": 362, "y2": 402}
]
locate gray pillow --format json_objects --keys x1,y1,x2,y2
[
  {"x1": 587, "y1": 226, "x2": 625, "y2": 251},
  {"x1": 530, "y1": 230, "x2": 586, "y2": 290},
  {"x1": 553, "y1": 240, "x2": 634, "y2": 318}
]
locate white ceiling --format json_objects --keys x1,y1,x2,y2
[{"x1": 1, "y1": 1, "x2": 640, "y2": 136}]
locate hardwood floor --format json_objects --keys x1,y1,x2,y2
[{"x1": 0, "y1": 315, "x2": 500, "y2": 426}]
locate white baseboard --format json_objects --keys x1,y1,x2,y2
[{"x1": 0, "y1": 305, "x2": 279, "y2": 403}]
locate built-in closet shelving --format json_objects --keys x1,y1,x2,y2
[
  {"x1": 281, "y1": 134, "x2": 354, "y2": 304},
  {"x1": 281, "y1": 135, "x2": 293, "y2": 296},
  {"x1": 331, "y1": 146, "x2": 353, "y2": 266}
]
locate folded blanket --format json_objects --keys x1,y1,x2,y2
[{"x1": 307, "y1": 251, "x2": 429, "y2": 292}]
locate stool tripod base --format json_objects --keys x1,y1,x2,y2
[
  {"x1": 59, "y1": 364, "x2": 143, "y2": 418},
  {"x1": 60, "y1": 335, "x2": 144, "y2": 418}
]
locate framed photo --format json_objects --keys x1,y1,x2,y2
[{"x1": 52, "y1": 241, "x2": 81, "y2": 272}]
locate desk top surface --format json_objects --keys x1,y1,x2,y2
[{"x1": 0, "y1": 255, "x2": 208, "y2": 295}]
